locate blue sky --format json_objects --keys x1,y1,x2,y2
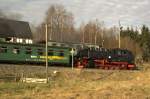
[{"x1": 0, "y1": 0, "x2": 150, "y2": 27}]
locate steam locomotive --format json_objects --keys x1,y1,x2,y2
[{"x1": 74, "y1": 48, "x2": 136, "y2": 70}]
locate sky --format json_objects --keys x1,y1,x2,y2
[{"x1": 0, "y1": 0, "x2": 150, "y2": 27}]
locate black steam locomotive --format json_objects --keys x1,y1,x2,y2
[{"x1": 74, "y1": 48, "x2": 136, "y2": 70}]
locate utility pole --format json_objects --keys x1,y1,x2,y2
[
  {"x1": 83, "y1": 28, "x2": 85, "y2": 43},
  {"x1": 82, "y1": 27, "x2": 85, "y2": 49},
  {"x1": 45, "y1": 24, "x2": 48, "y2": 83},
  {"x1": 70, "y1": 48, "x2": 74, "y2": 70},
  {"x1": 94, "y1": 31, "x2": 97, "y2": 46},
  {"x1": 61, "y1": 18, "x2": 63, "y2": 42},
  {"x1": 118, "y1": 21, "x2": 121, "y2": 48},
  {"x1": 101, "y1": 21, "x2": 104, "y2": 47}
]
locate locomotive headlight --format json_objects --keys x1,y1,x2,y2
[{"x1": 108, "y1": 56, "x2": 111, "y2": 59}]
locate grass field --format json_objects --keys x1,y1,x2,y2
[{"x1": 0, "y1": 63, "x2": 150, "y2": 99}]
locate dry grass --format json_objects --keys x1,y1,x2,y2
[{"x1": 0, "y1": 63, "x2": 150, "y2": 99}]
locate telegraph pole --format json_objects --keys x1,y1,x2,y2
[
  {"x1": 101, "y1": 21, "x2": 104, "y2": 47},
  {"x1": 45, "y1": 24, "x2": 48, "y2": 83},
  {"x1": 82, "y1": 26, "x2": 85, "y2": 49},
  {"x1": 61, "y1": 18, "x2": 63, "y2": 42},
  {"x1": 118, "y1": 21, "x2": 121, "y2": 48},
  {"x1": 94, "y1": 31, "x2": 97, "y2": 46},
  {"x1": 70, "y1": 48, "x2": 74, "y2": 70},
  {"x1": 83, "y1": 28, "x2": 85, "y2": 44}
]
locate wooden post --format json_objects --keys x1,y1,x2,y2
[
  {"x1": 95, "y1": 30, "x2": 97, "y2": 47},
  {"x1": 119, "y1": 21, "x2": 121, "y2": 48},
  {"x1": 101, "y1": 22, "x2": 104, "y2": 48},
  {"x1": 83, "y1": 29, "x2": 85, "y2": 44},
  {"x1": 71, "y1": 48, "x2": 74, "y2": 70},
  {"x1": 45, "y1": 24, "x2": 48, "y2": 83}
]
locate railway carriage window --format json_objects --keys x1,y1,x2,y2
[
  {"x1": 122, "y1": 51, "x2": 127, "y2": 55},
  {"x1": 48, "y1": 50, "x2": 54, "y2": 56},
  {"x1": 13, "y1": 47, "x2": 20, "y2": 54},
  {"x1": 61, "y1": 44, "x2": 65, "y2": 47},
  {"x1": 0, "y1": 46, "x2": 7, "y2": 53},
  {"x1": 37, "y1": 49, "x2": 44, "y2": 55},
  {"x1": 117, "y1": 50, "x2": 121, "y2": 55},
  {"x1": 25, "y1": 48, "x2": 32, "y2": 54},
  {"x1": 6, "y1": 37, "x2": 12, "y2": 42},
  {"x1": 52, "y1": 43, "x2": 57, "y2": 46},
  {"x1": 59, "y1": 51, "x2": 64, "y2": 56}
]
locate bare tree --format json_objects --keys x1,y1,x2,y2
[
  {"x1": 78, "y1": 20, "x2": 105, "y2": 46},
  {"x1": 35, "y1": 5, "x2": 75, "y2": 43}
]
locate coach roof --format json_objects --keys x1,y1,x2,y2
[{"x1": 0, "y1": 18, "x2": 32, "y2": 39}]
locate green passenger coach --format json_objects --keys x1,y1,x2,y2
[{"x1": 0, "y1": 42, "x2": 71, "y2": 65}]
